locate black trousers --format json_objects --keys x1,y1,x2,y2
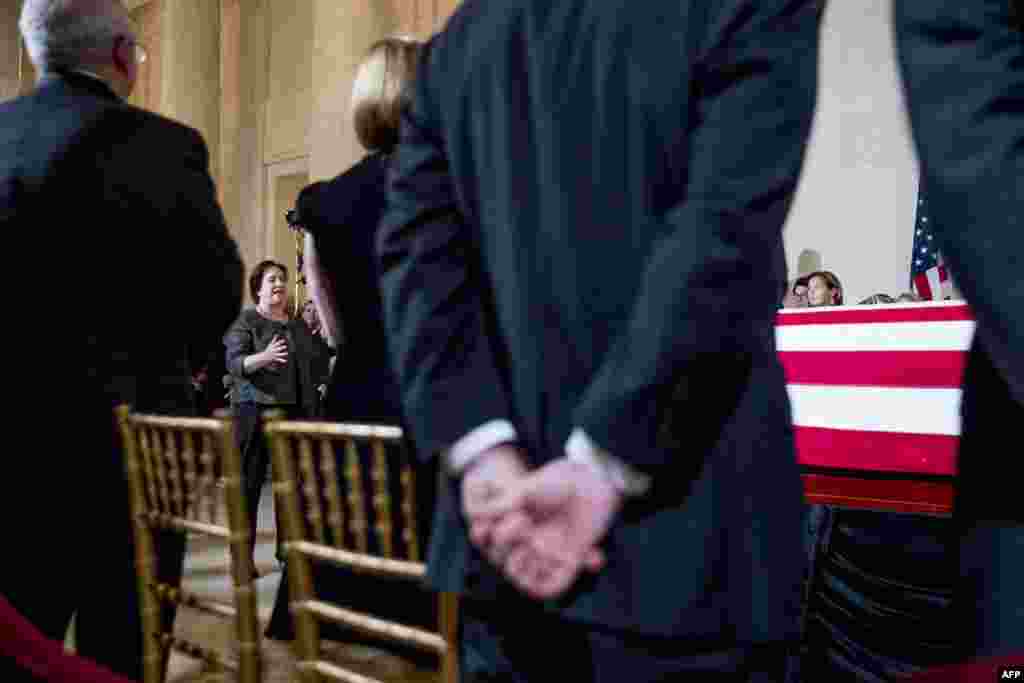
[
  {"x1": 958, "y1": 521, "x2": 1024, "y2": 658},
  {"x1": 800, "y1": 508, "x2": 959, "y2": 681},
  {"x1": 0, "y1": 410, "x2": 185, "y2": 682},
  {"x1": 459, "y1": 595, "x2": 791, "y2": 683},
  {"x1": 235, "y1": 402, "x2": 301, "y2": 566}
]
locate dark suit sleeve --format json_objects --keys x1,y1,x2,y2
[
  {"x1": 572, "y1": 0, "x2": 820, "y2": 471},
  {"x1": 172, "y1": 127, "x2": 244, "y2": 363},
  {"x1": 894, "y1": 0, "x2": 1024, "y2": 406},
  {"x1": 224, "y1": 314, "x2": 253, "y2": 379},
  {"x1": 101, "y1": 112, "x2": 244, "y2": 367},
  {"x1": 377, "y1": 42, "x2": 515, "y2": 460}
]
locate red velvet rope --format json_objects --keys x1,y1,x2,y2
[{"x1": 0, "y1": 595, "x2": 137, "y2": 683}]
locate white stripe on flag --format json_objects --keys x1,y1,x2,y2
[
  {"x1": 926, "y1": 267, "x2": 943, "y2": 301},
  {"x1": 941, "y1": 271, "x2": 954, "y2": 300},
  {"x1": 787, "y1": 384, "x2": 963, "y2": 435},
  {"x1": 775, "y1": 321, "x2": 975, "y2": 353}
]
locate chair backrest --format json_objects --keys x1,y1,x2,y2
[
  {"x1": 115, "y1": 405, "x2": 261, "y2": 683},
  {"x1": 263, "y1": 416, "x2": 458, "y2": 683}
]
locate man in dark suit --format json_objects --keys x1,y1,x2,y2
[
  {"x1": 378, "y1": 1, "x2": 821, "y2": 679},
  {"x1": 894, "y1": 0, "x2": 1024, "y2": 660},
  {"x1": 0, "y1": 1, "x2": 243, "y2": 680}
]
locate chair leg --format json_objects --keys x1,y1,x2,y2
[{"x1": 439, "y1": 592, "x2": 460, "y2": 683}]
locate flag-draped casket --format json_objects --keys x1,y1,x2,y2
[{"x1": 777, "y1": 301, "x2": 974, "y2": 514}]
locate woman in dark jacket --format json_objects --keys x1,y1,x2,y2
[
  {"x1": 265, "y1": 37, "x2": 438, "y2": 655},
  {"x1": 225, "y1": 260, "x2": 329, "y2": 569}
]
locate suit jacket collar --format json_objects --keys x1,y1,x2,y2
[{"x1": 39, "y1": 69, "x2": 121, "y2": 102}]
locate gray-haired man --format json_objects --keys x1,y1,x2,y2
[{"x1": 1, "y1": 1, "x2": 242, "y2": 679}]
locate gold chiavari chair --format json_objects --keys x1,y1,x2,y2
[
  {"x1": 115, "y1": 405, "x2": 261, "y2": 683},
  {"x1": 263, "y1": 415, "x2": 458, "y2": 683}
]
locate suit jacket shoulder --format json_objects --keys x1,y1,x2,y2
[
  {"x1": 81, "y1": 102, "x2": 210, "y2": 176},
  {"x1": 1, "y1": 73, "x2": 242, "y2": 413},
  {"x1": 317, "y1": 154, "x2": 388, "y2": 229}
]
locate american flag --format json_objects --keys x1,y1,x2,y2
[
  {"x1": 776, "y1": 302, "x2": 975, "y2": 513},
  {"x1": 911, "y1": 183, "x2": 952, "y2": 300}
]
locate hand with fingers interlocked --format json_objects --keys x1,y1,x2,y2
[
  {"x1": 461, "y1": 444, "x2": 531, "y2": 569},
  {"x1": 461, "y1": 448, "x2": 622, "y2": 600}
]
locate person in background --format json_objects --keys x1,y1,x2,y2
[
  {"x1": 301, "y1": 299, "x2": 321, "y2": 335},
  {"x1": 300, "y1": 299, "x2": 333, "y2": 414},
  {"x1": 377, "y1": 0, "x2": 820, "y2": 679},
  {"x1": 799, "y1": 507, "x2": 959, "y2": 680},
  {"x1": 801, "y1": 272, "x2": 959, "y2": 680},
  {"x1": 858, "y1": 293, "x2": 896, "y2": 305},
  {"x1": 783, "y1": 275, "x2": 811, "y2": 308},
  {"x1": 806, "y1": 270, "x2": 843, "y2": 307},
  {"x1": 224, "y1": 261, "x2": 327, "y2": 571},
  {"x1": 265, "y1": 37, "x2": 438, "y2": 657},
  {"x1": 1, "y1": 2, "x2": 243, "y2": 681}
]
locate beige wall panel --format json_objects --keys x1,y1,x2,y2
[
  {"x1": 264, "y1": 88, "x2": 312, "y2": 163},
  {"x1": 396, "y1": 0, "x2": 460, "y2": 37},
  {"x1": 264, "y1": 158, "x2": 309, "y2": 311},
  {"x1": 395, "y1": 0, "x2": 425, "y2": 37},
  {"x1": 18, "y1": 43, "x2": 37, "y2": 96},
  {"x1": 264, "y1": 0, "x2": 312, "y2": 164},
  {"x1": 219, "y1": 0, "x2": 243, "y2": 247},
  {"x1": 220, "y1": 0, "x2": 270, "y2": 275},
  {"x1": 0, "y1": 76, "x2": 17, "y2": 102},
  {"x1": 159, "y1": 0, "x2": 220, "y2": 180},
  {"x1": 129, "y1": 0, "x2": 162, "y2": 113},
  {"x1": 2, "y1": 2, "x2": 35, "y2": 99},
  {"x1": 309, "y1": 0, "x2": 400, "y2": 181},
  {"x1": 397, "y1": 0, "x2": 462, "y2": 37},
  {"x1": 219, "y1": 0, "x2": 241, "y2": 211},
  {"x1": 434, "y1": 0, "x2": 462, "y2": 24},
  {"x1": 1, "y1": 0, "x2": 20, "y2": 102},
  {"x1": 390, "y1": 0, "x2": 410, "y2": 35}
]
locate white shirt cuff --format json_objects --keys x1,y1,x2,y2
[
  {"x1": 565, "y1": 428, "x2": 652, "y2": 497},
  {"x1": 443, "y1": 419, "x2": 518, "y2": 475}
]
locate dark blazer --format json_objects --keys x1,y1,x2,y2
[
  {"x1": 224, "y1": 307, "x2": 326, "y2": 418},
  {"x1": 1, "y1": 70, "x2": 242, "y2": 414},
  {"x1": 894, "y1": 0, "x2": 1024, "y2": 525},
  {"x1": 265, "y1": 155, "x2": 438, "y2": 650},
  {"x1": 0, "y1": 69, "x2": 242, "y2": 680},
  {"x1": 894, "y1": 0, "x2": 1024, "y2": 658},
  {"x1": 378, "y1": 0, "x2": 820, "y2": 641},
  {"x1": 304, "y1": 154, "x2": 404, "y2": 424}
]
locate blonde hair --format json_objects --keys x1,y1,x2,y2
[{"x1": 350, "y1": 36, "x2": 422, "y2": 153}]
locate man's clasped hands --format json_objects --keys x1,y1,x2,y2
[{"x1": 460, "y1": 443, "x2": 624, "y2": 600}]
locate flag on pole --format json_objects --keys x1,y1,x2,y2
[{"x1": 911, "y1": 182, "x2": 952, "y2": 300}]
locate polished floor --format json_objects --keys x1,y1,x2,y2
[{"x1": 67, "y1": 483, "x2": 439, "y2": 683}]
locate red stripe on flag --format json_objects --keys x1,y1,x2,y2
[
  {"x1": 794, "y1": 426, "x2": 958, "y2": 475},
  {"x1": 776, "y1": 304, "x2": 972, "y2": 325},
  {"x1": 915, "y1": 271, "x2": 934, "y2": 301},
  {"x1": 801, "y1": 473, "x2": 953, "y2": 515},
  {"x1": 778, "y1": 351, "x2": 966, "y2": 388}
]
